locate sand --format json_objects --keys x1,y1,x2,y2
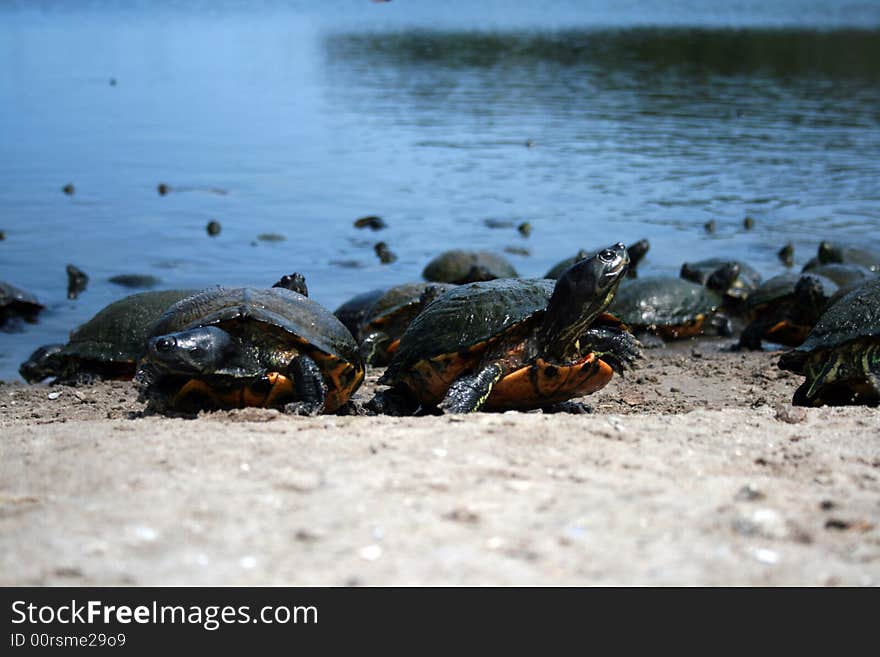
[{"x1": 2, "y1": 338, "x2": 879, "y2": 586}]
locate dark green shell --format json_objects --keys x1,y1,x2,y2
[
  {"x1": 807, "y1": 263, "x2": 873, "y2": 293},
  {"x1": 609, "y1": 277, "x2": 721, "y2": 328},
  {"x1": 150, "y1": 287, "x2": 361, "y2": 367},
  {"x1": 334, "y1": 288, "x2": 386, "y2": 336},
  {"x1": 65, "y1": 289, "x2": 198, "y2": 363},
  {"x1": 788, "y1": 279, "x2": 880, "y2": 356},
  {"x1": 745, "y1": 272, "x2": 801, "y2": 311},
  {"x1": 422, "y1": 250, "x2": 518, "y2": 284},
  {"x1": 382, "y1": 278, "x2": 554, "y2": 381},
  {"x1": 360, "y1": 282, "x2": 455, "y2": 333}
]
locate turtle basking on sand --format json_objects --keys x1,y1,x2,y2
[
  {"x1": 1, "y1": 282, "x2": 43, "y2": 327},
  {"x1": 372, "y1": 244, "x2": 639, "y2": 414},
  {"x1": 20, "y1": 289, "x2": 197, "y2": 384},
  {"x1": 778, "y1": 278, "x2": 880, "y2": 406},
  {"x1": 739, "y1": 264, "x2": 874, "y2": 350},
  {"x1": 609, "y1": 277, "x2": 730, "y2": 343},
  {"x1": 136, "y1": 287, "x2": 364, "y2": 415},
  {"x1": 423, "y1": 250, "x2": 518, "y2": 284},
  {"x1": 545, "y1": 239, "x2": 650, "y2": 280},
  {"x1": 356, "y1": 282, "x2": 455, "y2": 365}
]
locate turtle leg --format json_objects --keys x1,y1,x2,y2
[
  {"x1": 737, "y1": 321, "x2": 765, "y2": 351},
  {"x1": 359, "y1": 331, "x2": 391, "y2": 366},
  {"x1": 580, "y1": 325, "x2": 641, "y2": 374},
  {"x1": 439, "y1": 363, "x2": 503, "y2": 414},
  {"x1": 710, "y1": 312, "x2": 733, "y2": 337},
  {"x1": 365, "y1": 388, "x2": 420, "y2": 416},
  {"x1": 283, "y1": 355, "x2": 327, "y2": 416}
]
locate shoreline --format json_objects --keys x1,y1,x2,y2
[{"x1": 2, "y1": 340, "x2": 879, "y2": 585}]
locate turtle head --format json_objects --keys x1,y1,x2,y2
[
  {"x1": 145, "y1": 326, "x2": 235, "y2": 375},
  {"x1": 539, "y1": 243, "x2": 629, "y2": 360},
  {"x1": 19, "y1": 343, "x2": 65, "y2": 383},
  {"x1": 626, "y1": 239, "x2": 650, "y2": 269},
  {"x1": 818, "y1": 241, "x2": 843, "y2": 264}
]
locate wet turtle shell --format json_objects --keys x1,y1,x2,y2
[
  {"x1": 334, "y1": 288, "x2": 386, "y2": 336},
  {"x1": 19, "y1": 289, "x2": 197, "y2": 384},
  {"x1": 0, "y1": 281, "x2": 43, "y2": 326},
  {"x1": 609, "y1": 277, "x2": 723, "y2": 340},
  {"x1": 137, "y1": 287, "x2": 364, "y2": 413},
  {"x1": 379, "y1": 265, "x2": 635, "y2": 412},
  {"x1": 357, "y1": 282, "x2": 456, "y2": 365},
  {"x1": 422, "y1": 250, "x2": 518, "y2": 284},
  {"x1": 680, "y1": 258, "x2": 761, "y2": 302},
  {"x1": 778, "y1": 278, "x2": 880, "y2": 406}
]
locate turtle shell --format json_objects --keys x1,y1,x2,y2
[
  {"x1": 20, "y1": 289, "x2": 197, "y2": 383},
  {"x1": 778, "y1": 279, "x2": 880, "y2": 405},
  {"x1": 357, "y1": 282, "x2": 456, "y2": 365},
  {"x1": 143, "y1": 287, "x2": 364, "y2": 412},
  {"x1": 0, "y1": 281, "x2": 43, "y2": 324},
  {"x1": 380, "y1": 278, "x2": 559, "y2": 405},
  {"x1": 744, "y1": 272, "x2": 801, "y2": 313},
  {"x1": 784, "y1": 278, "x2": 880, "y2": 360},
  {"x1": 609, "y1": 277, "x2": 722, "y2": 339},
  {"x1": 334, "y1": 288, "x2": 386, "y2": 336},
  {"x1": 422, "y1": 250, "x2": 518, "y2": 284}
]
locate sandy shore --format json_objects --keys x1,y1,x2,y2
[{"x1": 2, "y1": 338, "x2": 879, "y2": 586}]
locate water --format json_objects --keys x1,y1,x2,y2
[{"x1": 2, "y1": 1, "x2": 879, "y2": 380}]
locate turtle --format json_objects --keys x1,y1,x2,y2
[
  {"x1": 737, "y1": 271, "x2": 847, "y2": 350},
  {"x1": 373, "y1": 244, "x2": 639, "y2": 414},
  {"x1": 545, "y1": 239, "x2": 650, "y2": 280},
  {"x1": 19, "y1": 289, "x2": 198, "y2": 384},
  {"x1": 334, "y1": 288, "x2": 387, "y2": 336},
  {"x1": 422, "y1": 250, "x2": 518, "y2": 284},
  {"x1": 679, "y1": 258, "x2": 761, "y2": 311},
  {"x1": 778, "y1": 278, "x2": 880, "y2": 407},
  {"x1": 816, "y1": 241, "x2": 880, "y2": 273},
  {"x1": 0, "y1": 282, "x2": 44, "y2": 327},
  {"x1": 609, "y1": 277, "x2": 729, "y2": 342},
  {"x1": 356, "y1": 282, "x2": 456, "y2": 365},
  {"x1": 136, "y1": 287, "x2": 364, "y2": 415}
]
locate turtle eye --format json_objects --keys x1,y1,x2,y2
[
  {"x1": 598, "y1": 249, "x2": 615, "y2": 263},
  {"x1": 154, "y1": 337, "x2": 175, "y2": 353}
]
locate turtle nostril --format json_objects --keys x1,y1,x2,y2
[{"x1": 154, "y1": 337, "x2": 175, "y2": 353}]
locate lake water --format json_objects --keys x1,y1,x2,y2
[{"x1": 2, "y1": 0, "x2": 879, "y2": 380}]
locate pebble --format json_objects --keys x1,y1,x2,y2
[
  {"x1": 775, "y1": 405, "x2": 806, "y2": 424},
  {"x1": 359, "y1": 544, "x2": 382, "y2": 561},
  {"x1": 752, "y1": 547, "x2": 780, "y2": 565},
  {"x1": 735, "y1": 484, "x2": 765, "y2": 501},
  {"x1": 47, "y1": 391, "x2": 61, "y2": 400}
]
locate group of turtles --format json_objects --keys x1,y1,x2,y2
[{"x1": 6, "y1": 239, "x2": 880, "y2": 414}]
